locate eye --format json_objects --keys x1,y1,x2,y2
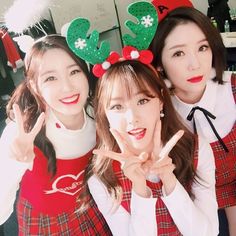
[
  {"x1": 44, "y1": 76, "x2": 56, "y2": 82},
  {"x1": 199, "y1": 44, "x2": 209, "y2": 52},
  {"x1": 137, "y1": 98, "x2": 149, "y2": 105},
  {"x1": 70, "y1": 69, "x2": 81, "y2": 75},
  {"x1": 109, "y1": 104, "x2": 123, "y2": 110},
  {"x1": 173, "y1": 50, "x2": 184, "y2": 57}
]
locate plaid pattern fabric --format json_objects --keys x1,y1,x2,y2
[
  {"x1": 211, "y1": 74, "x2": 236, "y2": 208},
  {"x1": 17, "y1": 196, "x2": 112, "y2": 236},
  {"x1": 113, "y1": 145, "x2": 198, "y2": 236}
]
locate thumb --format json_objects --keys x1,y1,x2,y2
[{"x1": 138, "y1": 152, "x2": 149, "y2": 162}]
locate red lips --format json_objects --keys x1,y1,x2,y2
[
  {"x1": 128, "y1": 128, "x2": 146, "y2": 140},
  {"x1": 187, "y1": 76, "x2": 203, "y2": 83},
  {"x1": 60, "y1": 94, "x2": 80, "y2": 105}
]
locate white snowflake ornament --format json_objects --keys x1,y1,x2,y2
[
  {"x1": 141, "y1": 15, "x2": 154, "y2": 28},
  {"x1": 74, "y1": 38, "x2": 87, "y2": 49}
]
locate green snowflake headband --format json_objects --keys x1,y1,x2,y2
[{"x1": 66, "y1": 1, "x2": 158, "y2": 77}]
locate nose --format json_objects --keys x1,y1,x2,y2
[
  {"x1": 61, "y1": 76, "x2": 73, "y2": 92},
  {"x1": 125, "y1": 108, "x2": 139, "y2": 125},
  {"x1": 187, "y1": 53, "x2": 200, "y2": 71}
]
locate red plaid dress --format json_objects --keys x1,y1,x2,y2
[
  {"x1": 113, "y1": 145, "x2": 198, "y2": 236},
  {"x1": 17, "y1": 147, "x2": 112, "y2": 236},
  {"x1": 212, "y1": 74, "x2": 236, "y2": 208}
]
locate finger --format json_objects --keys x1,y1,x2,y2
[
  {"x1": 139, "y1": 152, "x2": 149, "y2": 162},
  {"x1": 13, "y1": 104, "x2": 24, "y2": 133},
  {"x1": 110, "y1": 129, "x2": 128, "y2": 153},
  {"x1": 93, "y1": 149, "x2": 126, "y2": 163},
  {"x1": 151, "y1": 163, "x2": 176, "y2": 176},
  {"x1": 110, "y1": 129, "x2": 137, "y2": 154},
  {"x1": 152, "y1": 156, "x2": 172, "y2": 168},
  {"x1": 159, "y1": 130, "x2": 184, "y2": 160},
  {"x1": 152, "y1": 120, "x2": 162, "y2": 160},
  {"x1": 30, "y1": 112, "x2": 45, "y2": 137}
]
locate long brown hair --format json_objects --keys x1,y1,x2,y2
[
  {"x1": 7, "y1": 35, "x2": 93, "y2": 177},
  {"x1": 88, "y1": 60, "x2": 196, "y2": 200},
  {"x1": 150, "y1": 7, "x2": 226, "y2": 84}
]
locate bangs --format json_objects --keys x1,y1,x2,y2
[{"x1": 100, "y1": 63, "x2": 156, "y2": 108}]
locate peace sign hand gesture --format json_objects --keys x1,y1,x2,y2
[
  {"x1": 147, "y1": 121, "x2": 184, "y2": 195},
  {"x1": 93, "y1": 129, "x2": 151, "y2": 198},
  {"x1": 10, "y1": 104, "x2": 45, "y2": 163}
]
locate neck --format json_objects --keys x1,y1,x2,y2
[
  {"x1": 174, "y1": 87, "x2": 206, "y2": 104},
  {"x1": 53, "y1": 110, "x2": 85, "y2": 130}
]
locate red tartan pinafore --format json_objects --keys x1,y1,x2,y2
[
  {"x1": 17, "y1": 147, "x2": 112, "y2": 236},
  {"x1": 113, "y1": 143, "x2": 198, "y2": 236},
  {"x1": 212, "y1": 74, "x2": 236, "y2": 208}
]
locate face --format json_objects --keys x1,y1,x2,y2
[
  {"x1": 36, "y1": 48, "x2": 89, "y2": 122},
  {"x1": 161, "y1": 22, "x2": 213, "y2": 103},
  {"x1": 105, "y1": 79, "x2": 163, "y2": 154}
]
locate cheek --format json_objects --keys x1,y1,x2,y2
[
  {"x1": 106, "y1": 112, "x2": 125, "y2": 130},
  {"x1": 40, "y1": 88, "x2": 55, "y2": 105}
]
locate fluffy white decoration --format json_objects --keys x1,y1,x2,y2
[
  {"x1": 13, "y1": 35, "x2": 35, "y2": 53},
  {"x1": 4, "y1": 0, "x2": 51, "y2": 33},
  {"x1": 102, "y1": 61, "x2": 111, "y2": 70}
]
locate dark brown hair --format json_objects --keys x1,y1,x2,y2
[
  {"x1": 88, "y1": 60, "x2": 196, "y2": 201},
  {"x1": 150, "y1": 7, "x2": 226, "y2": 84},
  {"x1": 7, "y1": 35, "x2": 93, "y2": 176}
]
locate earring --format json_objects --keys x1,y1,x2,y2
[
  {"x1": 160, "y1": 110, "x2": 165, "y2": 118},
  {"x1": 163, "y1": 79, "x2": 172, "y2": 89}
]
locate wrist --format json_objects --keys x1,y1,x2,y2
[
  {"x1": 133, "y1": 182, "x2": 151, "y2": 198},
  {"x1": 162, "y1": 174, "x2": 177, "y2": 196}
]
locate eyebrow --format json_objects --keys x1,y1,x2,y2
[
  {"x1": 40, "y1": 63, "x2": 79, "y2": 77},
  {"x1": 109, "y1": 91, "x2": 146, "y2": 102},
  {"x1": 168, "y1": 38, "x2": 208, "y2": 50}
]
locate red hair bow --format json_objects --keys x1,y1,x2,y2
[
  {"x1": 122, "y1": 46, "x2": 153, "y2": 65},
  {"x1": 92, "y1": 52, "x2": 120, "y2": 78}
]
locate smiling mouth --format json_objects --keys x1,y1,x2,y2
[
  {"x1": 187, "y1": 76, "x2": 203, "y2": 83},
  {"x1": 128, "y1": 128, "x2": 146, "y2": 140},
  {"x1": 60, "y1": 94, "x2": 80, "y2": 105}
]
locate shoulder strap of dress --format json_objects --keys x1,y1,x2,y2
[{"x1": 231, "y1": 73, "x2": 236, "y2": 104}]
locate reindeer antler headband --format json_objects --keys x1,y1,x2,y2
[{"x1": 66, "y1": 1, "x2": 158, "y2": 77}]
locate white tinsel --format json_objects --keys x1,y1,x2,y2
[{"x1": 4, "y1": 0, "x2": 51, "y2": 33}]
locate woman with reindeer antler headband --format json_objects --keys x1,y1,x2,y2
[
  {"x1": 66, "y1": 2, "x2": 218, "y2": 235},
  {"x1": 149, "y1": 1, "x2": 236, "y2": 235}
]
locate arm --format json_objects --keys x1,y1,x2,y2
[
  {"x1": 161, "y1": 137, "x2": 218, "y2": 236},
  {"x1": 88, "y1": 175, "x2": 157, "y2": 236},
  {"x1": 0, "y1": 122, "x2": 31, "y2": 224}
]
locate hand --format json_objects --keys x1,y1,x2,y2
[
  {"x1": 147, "y1": 121, "x2": 184, "y2": 195},
  {"x1": 10, "y1": 104, "x2": 45, "y2": 162},
  {"x1": 93, "y1": 129, "x2": 150, "y2": 197}
]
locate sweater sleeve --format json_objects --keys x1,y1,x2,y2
[
  {"x1": 88, "y1": 175, "x2": 157, "y2": 236},
  {"x1": 161, "y1": 137, "x2": 219, "y2": 236},
  {"x1": 0, "y1": 122, "x2": 31, "y2": 225}
]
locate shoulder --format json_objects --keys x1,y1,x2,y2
[{"x1": 0, "y1": 120, "x2": 17, "y2": 142}]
